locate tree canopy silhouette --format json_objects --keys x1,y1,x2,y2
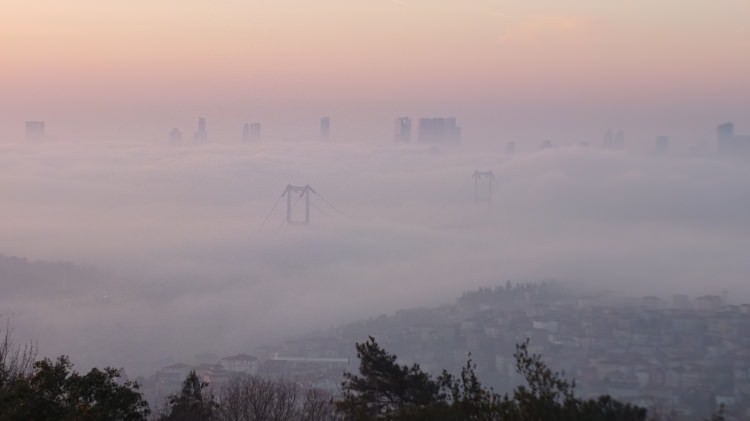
[{"x1": 337, "y1": 337, "x2": 647, "y2": 421}]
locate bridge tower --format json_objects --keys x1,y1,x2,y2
[
  {"x1": 472, "y1": 170, "x2": 495, "y2": 207},
  {"x1": 282, "y1": 184, "x2": 316, "y2": 223}
]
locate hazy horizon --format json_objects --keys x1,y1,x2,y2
[
  {"x1": 2, "y1": 0, "x2": 749, "y2": 142},
  {"x1": 2, "y1": 138, "x2": 750, "y2": 376}
]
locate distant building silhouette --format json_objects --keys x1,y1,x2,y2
[
  {"x1": 655, "y1": 136, "x2": 669, "y2": 154},
  {"x1": 614, "y1": 129, "x2": 625, "y2": 149},
  {"x1": 505, "y1": 141, "x2": 516, "y2": 154},
  {"x1": 169, "y1": 128, "x2": 183, "y2": 144},
  {"x1": 602, "y1": 129, "x2": 613, "y2": 148},
  {"x1": 418, "y1": 117, "x2": 461, "y2": 143},
  {"x1": 602, "y1": 128, "x2": 625, "y2": 150},
  {"x1": 25, "y1": 121, "x2": 45, "y2": 141},
  {"x1": 717, "y1": 122, "x2": 750, "y2": 155},
  {"x1": 539, "y1": 139, "x2": 553, "y2": 149},
  {"x1": 320, "y1": 117, "x2": 330, "y2": 141},
  {"x1": 717, "y1": 122, "x2": 734, "y2": 153},
  {"x1": 243, "y1": 122, "x2": 260, "y2": 142},
  {"x1": 193, "y1": 117, "x2": 208, "y2": 143},
  {"x1": 394, "y1": 117, "x2": 412, "y2": 143}
]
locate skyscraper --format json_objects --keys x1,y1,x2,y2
[
  {"x1": 717, "y1": 122, "x2": 750, "y2": 155},
  {"x1": 417, "y1": 117, "x2": 461, "y2": 143},
  {"x1": 602, "y1": 128, "x2": 624, "y2": 150},
  {"x1": 169, "y1": 128, "x2": 183, "y2": 144},
  {"x1": 717, "y1": 122, "x2": 734, "y2": 154},
  {"x1": 394, "y1": 117, "x2": 412, "y2": 143},
  {"x1": 614, "y1": 129, "x2": 625, "y2": 149},
  {"x1": 320, "y1": 117, "x2": 330, "y2": 141},
  {"x1": 193, "y1": 117, "x2": 208, "y2": 143},
  {"x1": 243, "y1": 122, "x2": 261, "y2": 142},
  {"x1": 25, "y1": 121, "x2": 45, "y2": 141}
]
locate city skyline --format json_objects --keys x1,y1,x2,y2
[
  {"x1": 2, "y1": 1, "x2": 748, "y2": 142},
  {"x1": 9, "y1": 116, "x2": 750, "y2": 156}
]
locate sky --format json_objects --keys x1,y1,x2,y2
[{"x1": 1, "y1": 0, "x2": 749, "y2": 141}]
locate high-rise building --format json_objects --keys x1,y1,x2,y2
[
  {"x1": 25, "y1": 121, "x2": 45, "y2": 141},
  {"x1": 505, "y1": 141, "x2": 516, "y2": 154},
  {"x1": 394, "y1": 117, "x2": 412, "y2": 143},
  {"x1": 602, "y1": 128, "x2": 624, "y2": 150},
  {"x1": 169, "y1": 128, "x2": 183, "y2": 144},
  {"x1": 320, "y1": 117, "x2": 330, "y2": 141},
  {"x1": 242, "y1": 122, "x2": 261, "y2": 142},
  {"x1": 717, "y1": 122, "x2": 750, "y2": 155},
  {"x1": 614, "y1": 129, "x2": 625, "y2": 149},
  {"x1": 193, "y1": 117, "x2": 208, "y2": 143},
  {"x1": 717, "y1": 122, "x2": 735, "y2": 154},
  {"x1": 417, "y1": 117, "x2": 461, "y2": 143}
]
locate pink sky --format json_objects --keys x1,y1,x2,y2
[{"x1": 2, "y1": 1, "x2": 749, "y2": 141}]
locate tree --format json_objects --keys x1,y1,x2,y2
[
  {"x1": 0, "y1": 319, "x2": 36, "y2": 418},
  {"x1": 0, "y1": 320, "x2": 36, "y2": 385},
  {"x1": 1, "y1": 319, "x2": 150, "y2": 420},
  {"x1": 160, "y1": 370, "x2": 217, "y2": 421},
  {"x1": 300, "y1": 388, "x2": 338, "y2": 421},
  {"x1": 508, "y1": 339, "x2": 646, "y2": 421},
  {"x1": 337, "y1": 337, "x2": 443, "y2": 419},
  {"x1": 337, "y1": 337, "x2": 648, "y2": 421},
  {"x1": 217, "y1": 376, "x2": 295, "y2": 421},
  {"x1": 215, "y1": 375, "x2": 338, "y2": 421},
  {"x1": 3, "y1": 355, "x2": 150, "y2": 420}
]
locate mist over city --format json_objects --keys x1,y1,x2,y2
[
  {"x1": 2, "y1": 1, "x2": 750, "y2": 419},
  {"x1": 2, "y1": 129, "x2": 748, "y2": 369}
]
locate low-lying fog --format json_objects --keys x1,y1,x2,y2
[{"x1": 1, "y1": 139, "x2": 749, "y2": 375}]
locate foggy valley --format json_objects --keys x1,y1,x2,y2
[{"x1": 2, "y1": 137, "x2": 749, "y2": 377}]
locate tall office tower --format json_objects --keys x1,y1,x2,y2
[
  {"x1": 250, "y1": 123, "x2": 260, "y2": 140},
  {"x1": 243, "y1": 123, "x2": 261, "y2": 142},
  {"x1": 717, "y1": 122, "x2": 735, "y2": 154},
  {"x1": 320, "y1": 117, "x2": 330, "y2": 141},
  {"x1": 417, "y1": 117, "x2": 461, "y2": 143},
  {"x1": 655, "y1": 136, "x2": 669, "y2": 154},
  {"x1": 505, "y1": 141, "x2": 516, "y2": 154},
  {"x1": 394, "y1": 117, "x2": 412, "y2": 143},
  {"x1": 25, "y1": 121, "x2": 45, "y2": 141},
  {"x1": 602, "y1": 129, "x2": 614, "y2": 148},
  {"x1": 614, "y1": 129, "x2": 625, "y2": 149},
  {"x1": 169, "y1": 128, "x2": 183, "y2": 144},
  {"x1": 717, "y1": 122, "x2": 750, "y2": 155},
  {"x1": 193, "y1": 117, "x2": 208, "y2": 143}
]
